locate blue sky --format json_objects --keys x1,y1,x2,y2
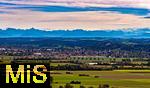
[{"x1": 0, "y1": 0, "x2": 150, "y2": 30}]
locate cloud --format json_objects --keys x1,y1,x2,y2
[
  {"x1": 0, "y1": 2, "x2": 16, "y2": 6},
  {"x1": 1, "y1": 4, "x2": 149, "y2": 16},
  {"x1": 0, "y1": 0, "x2": 150, "y2": 30},
  {"x1": 1, "y1": 0, "x2": 150, "y2": 9},
  {"x1": 1, "y1": 10, "x2": 150, "y2": 30},
  {"x1": 144, "y1": 16, "x2": 150, "y2": 19},
  {"x1": 0, "y1": 0, "x2": 150, "y2": 16}
]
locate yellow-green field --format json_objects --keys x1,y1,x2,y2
[
  {"x1": 51, "y1": 70, "x2": 150, "y2": 88},
  {"x1": 51, "y1": 63, "x2": 77, "y2": 66}
]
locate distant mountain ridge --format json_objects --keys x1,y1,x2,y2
[{"x1": 0, "y1": 28, "x2": 150, "y2": 38}]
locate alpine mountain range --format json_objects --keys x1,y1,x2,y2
[{"x1": 0, "y1": 28, "x2": 150, "y2": 38}]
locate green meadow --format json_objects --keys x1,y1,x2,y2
[{"x1": 51, "y1": 70, "x2": 150, "y2": 88}]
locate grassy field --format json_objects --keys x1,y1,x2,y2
[{"x1": 51, "y1": 70, "x2": 150, "y2": 88}]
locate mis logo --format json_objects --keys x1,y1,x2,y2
[{"x1": 0, "y1": 64, "x2": 50, "y2": 88}]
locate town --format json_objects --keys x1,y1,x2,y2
[{"x1": 0, "y1": 38, "x2": 150, "y2": 88}]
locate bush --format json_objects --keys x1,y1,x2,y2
[
  {"x1": 88, "y1": 87, "x2": 94, "y2": 88},
  {"x1": 59, "y1": 86, "x2": 64, "y2": 88},
  {"x1": 103, "y1": 84, "x2": 109, "y2": 88},
  {"x1": 94, "y1": 76, "x2": 100, "y2": 78},
  {"x1": 64, "y1": 83, "x2": 73, "y2": 88},
  {"x1": 70, "y1": 81, "x2": 81, "y2": 84},
  {"x1": 66, "y1": 71, "x2": 73, "y2": 74},
  {"x1": 80, "y1": 85, "x2": 85, "y2": 88},
  {"x1": 98, "y1": 84, "x2": 110, "y2": 88},
  {"x1": 79, "y1": 74, "x2": 89, "y2": 76}
]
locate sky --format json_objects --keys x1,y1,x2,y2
[{"x1": 0, "y1": 0, "x2": 150, "y2": 30}]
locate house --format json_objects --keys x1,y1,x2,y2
[{"x1": 88, "y1": 63, "x2": 98, "y2": 65}]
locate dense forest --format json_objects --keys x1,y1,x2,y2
[{"x1": 0, "y1": 37, "x2": 150, "y2": 50}]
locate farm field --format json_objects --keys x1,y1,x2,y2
[
  {"x1": 51, "y1": 70, "x2": 150, "y2": 88},
  {"x1": 51, "y1": 63, "x2": 77, "y2": 66}
]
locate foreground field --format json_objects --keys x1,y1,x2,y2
[{"x1": 51, "y1": 70, "x2": 150, "y2": 88}]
